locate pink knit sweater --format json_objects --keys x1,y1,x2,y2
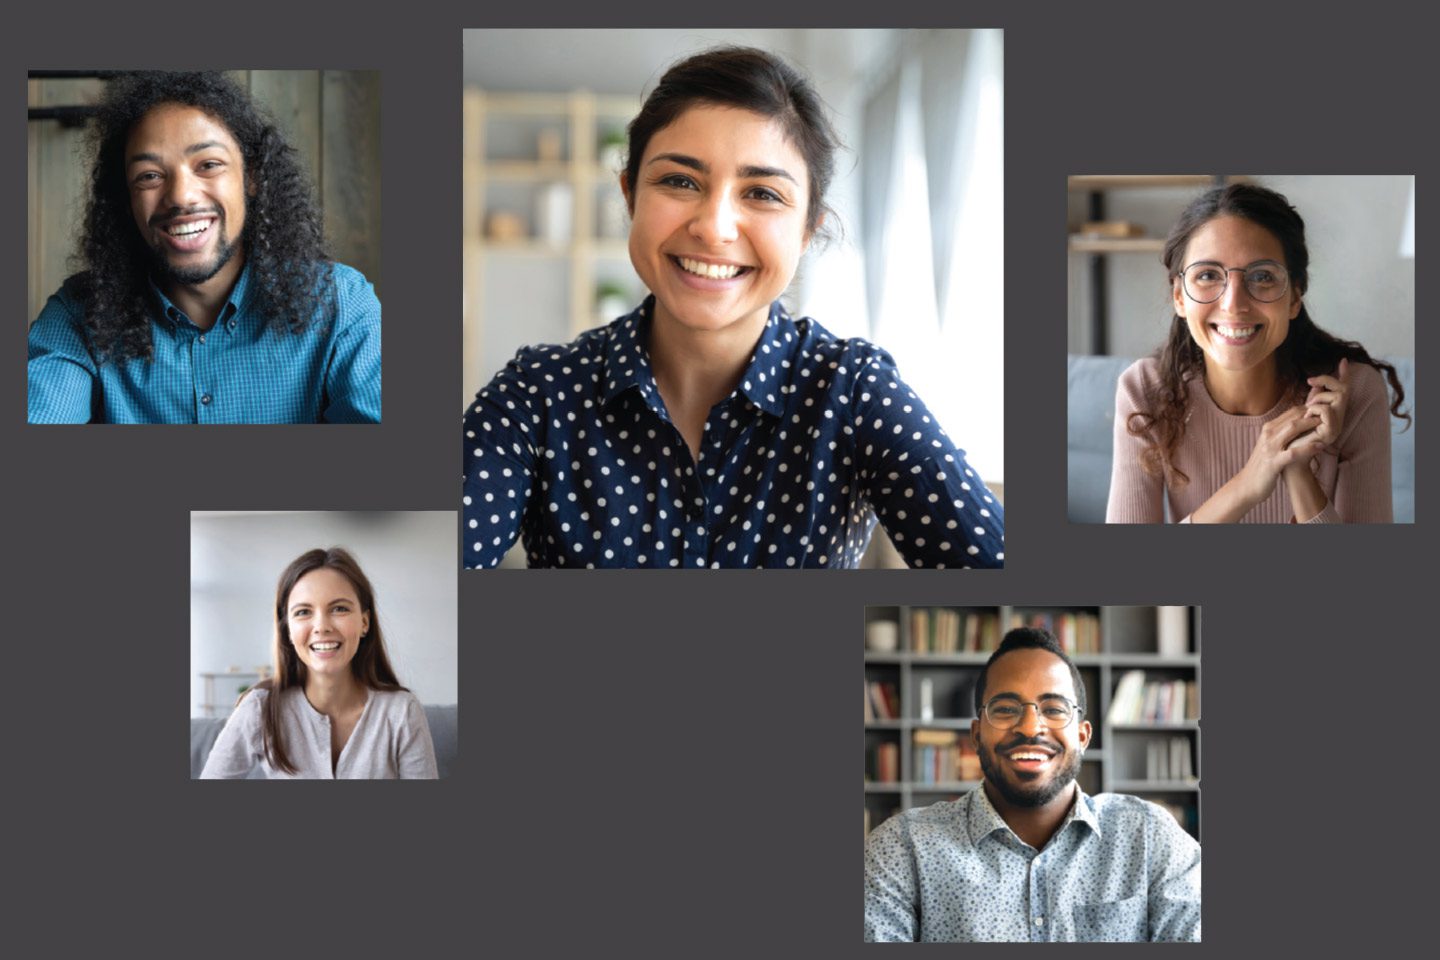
[{"x1": 1106, "y1": 357, "x2": 1394, "y2": 523}]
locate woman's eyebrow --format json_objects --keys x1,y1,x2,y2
[
  {"x1": 1188, "y1": 258, "x2": 1282, "y2": 268},
  {"x1": 647, "y1": 152, "x2": 706, "y2": 172},
  {"x1": 739, "y1": 164, "x2": 796, "y2": 183},
  {"x1": 289, "y1": 597, "x2": 353, "y2": 610},
  {"x1": 646, "y1": 152, "x2": 796, "y2": 184}
]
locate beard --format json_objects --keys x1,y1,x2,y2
[
  {"x1": 977, "y1": 735, "x2": 1083, "y2": 808},
  {"x1": 148, "y1": 212, "x2": 244, "y2": 287}
]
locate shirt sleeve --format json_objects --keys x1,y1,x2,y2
[
  {"x1": 1145, "y1": 804, "x2": 1201, "y2": 942},
  {"x1": 199, "y1": 692, "x2": 265, "y2": 779},
  {"x1": 27, "y1": 291, "x2": 98, "y2": 424},
  {"x1": 1306, "y1": 361, "x2": 1393, "y2": 524},
  {"x1": 864, "y1": 813, "x2": 920, "y2": 941},
  {"x1": 1106, "y1": 361, "x2": 1166, "y2": 523},
  {"x1": 396, "y1": 694, "x2": 439, "y2": 780},
  {"x1": 849, "y1": 349, "x2": 1004, "y2": 568},
  {"x1": 461, "y1": 353, "x2": 543, "y2": 569},
  {"x1": 321, "y1": 267, "x2": 382, "y2": 424}
]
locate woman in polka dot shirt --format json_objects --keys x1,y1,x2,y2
[{"x1": 462, "y1": 47, "x2": 1004, "y2": 568}]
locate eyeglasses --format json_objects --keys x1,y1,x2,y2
[
  {"x1": 982, "y1": 695, "x2": 1082, "y2": 729},
  {"x1": 1180, "y1": 259, "x2": 1290, "y2": 304}
]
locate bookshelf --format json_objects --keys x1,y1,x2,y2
[
  {"x1": 1067, "y1": 175, "x2": 1247, "y2": 354},
  {"x1": 864, "y1": 605, "x2": 1201, "y2": 842},
  {"x1": 462, "y1": 89, "x2": 647, "y2": 406}
]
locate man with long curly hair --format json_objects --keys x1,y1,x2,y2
[{"x1": 27, "y1": 72, "x2": 381, "y2": 423}]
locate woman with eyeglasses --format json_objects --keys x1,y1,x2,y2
[{"x1": 1105, "y1": 184, "x2": 1408, "y2": 523}]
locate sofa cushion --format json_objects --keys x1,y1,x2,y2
[{"x1": 191, "y1": 702, "x2": 457, "y2": 778}]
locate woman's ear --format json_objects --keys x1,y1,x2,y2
[
  {"x1": 803, "y1": 212, "x2": 826, "y2": 254},
  {"x1": 1172, "y1": 277, "x2": 1187, "y2": 318},
  {"x1": 619, "y1": 171, "x2": 633, "y2": 215},
  {"x1": 362, "y1": 611, "x2": 371, "y2": 638}
]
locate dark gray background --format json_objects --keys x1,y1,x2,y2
[{"x1": 5, "y1": 0, "x2": 1431, "y2": 952}]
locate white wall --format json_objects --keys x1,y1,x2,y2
[
  {"x1": 190, "y1": 512, "x2": 457, "y2": 715},
  {"x1": 1068, "y1": 175, "x2": 1415, "y2": 360}
]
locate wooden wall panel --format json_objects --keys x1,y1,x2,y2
[
  {"x1": 321, "y1": 71, "x2": 382, "y2": 291},
  {"x1": 30, "y1": 77, "x2": 104, "y2": 327},
  {"x1": 246, "y1": 70, "x2": 322, "y2": 194}
]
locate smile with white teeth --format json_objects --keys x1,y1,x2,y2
[
  {"x1": 310, "y1": 641, "x2": 341, "y2": 651},
  {"x1": 1214, "y1": 324, "x2": 1258, "y2": 340},
  {"x1": 1008, "y1": 751, "x2": 1053, "y2": 761},
  {"x1": 166, "y1": 220, "x2": 212, "y2": 237},
  {"x1": 677, "y1": 256, "x2": 745, "y2": 280}
]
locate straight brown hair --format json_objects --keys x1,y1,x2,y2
[{"x1": 248, "y1": 547, "x2": 405, "y2": 775}]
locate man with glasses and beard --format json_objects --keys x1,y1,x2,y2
[
  {"x1": 27, "y1": 71, "x2": 380, "y2": 423},
  {"x1": 864, "y1": 627, "x2": 1201, "y2": 942}
]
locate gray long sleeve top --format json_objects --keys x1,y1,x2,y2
[{"x1": 200, "y1": 686, "x2": 438, "y2": 779}]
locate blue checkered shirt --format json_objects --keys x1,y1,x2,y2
[{"x1": 27, "y1": 261, "x2": 381, "y2": 423}]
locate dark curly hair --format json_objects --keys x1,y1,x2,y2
[
  {"x1": 1128, "y1": 184, "x2": 1410, "y2": 486},
  {"x1": 75, "y1": 71, "x2": 331, "y2": 364}
]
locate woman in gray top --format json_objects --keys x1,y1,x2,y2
[{"x1": 200, "y1": 547, "x2": 438, "y2": 779}]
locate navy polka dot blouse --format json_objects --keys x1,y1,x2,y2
[{"x1": 462, "y1": 297, "x2": 1004, "y2": 568}]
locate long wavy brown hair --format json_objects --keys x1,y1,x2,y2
[
  {"x1": 248, "y1": 547, "x2": 405, "y2": 775},
  {"x1": 1128, "y1": 184, "x2": 1409, "y2": 485}
]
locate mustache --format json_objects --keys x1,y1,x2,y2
[
  {"x1": 997, "y1": 736, "x2": 1060, "y2": 755},
  {"x1": 150, "y1": 206, "x2": 222, "y2": 228}
]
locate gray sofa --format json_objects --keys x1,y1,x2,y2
[
  {"x1": 190, "y1": 703, "x2": 457, "y2": 778},
  {"x1": 1068, "y1": 355, "x2": 1415, "y2": 523}
]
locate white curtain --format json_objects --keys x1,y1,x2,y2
[{"x1": 858, "y1": 29, "x2": 1004, "y2": 482}]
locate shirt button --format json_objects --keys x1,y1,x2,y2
[
  {"x1": 200, "y1": 394, "x2": 212, "y2": 405},
  {"x1": 198, "y1": 334, "x2": 206, "y2": 344},
  {"x1": 1034, "y1": 917, "x2": 1044, "y2": 927}
]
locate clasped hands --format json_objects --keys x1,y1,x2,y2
[{"x1": 1238, "y1": 357, "x2": 1350, "y2": 504}]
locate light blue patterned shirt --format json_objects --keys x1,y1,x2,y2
[
  {"x1": 864, "y1": 786, "x2": 1201, "y2": 942},
  {"x1": 27, "y1": 261, "x2": 381, "y2": 423}
]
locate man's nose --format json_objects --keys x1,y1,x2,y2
[
  {"x1": 162, "y1": 166, "x2": 203, "y2": 210},
  {"x1": 1014, "y1": 702, "x2": 1047, "y2": 737}
]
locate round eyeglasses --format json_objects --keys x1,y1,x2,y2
[
  {"x1": 982, "y1": 695, "x2": 1081, "y2": 729},
  {"x1": 1180, "y1": 260, "x2": 1290, "y2": 304}
]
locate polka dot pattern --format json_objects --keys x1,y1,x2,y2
[
  {"x1": 864, "y1": 787, "x2": 1201, "y2": 942},
  {"x1": 461, "y1": 297, "x2": 1005, "y2": 569}
]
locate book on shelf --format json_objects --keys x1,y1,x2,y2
[
  {"x1": 866, "y1": 681, "x2": 900, "y2": 721},
  {"x1": 909, "y1": 608, "x2": 1000, "y2": 654},
  {"x1": 911, "y1": 729, "x2": 981, "y2": 784},
  {"x1": 1108, "y1": 671, "x2": 1198, "y2": 724},
  {"x1": 1157, "y1": 606, "x2": 1190, "y2": 656},
  {"x1": 1008, "y1": 610, "x2": 1100, "y2": 654},
  {"x1": 1143, "y1": 736, "x2": 1197, "y2": 783},
  {"x1": 870, "y1": 742, "x2": 900, "y2": 783}
]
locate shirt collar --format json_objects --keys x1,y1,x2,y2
[
  {"x1": 967, "y1": 781, "x2": 1102, "y2": 845},
  {"x1": 599, "y1": 296, "x2": 794, "y2": 419},
  {"x1": 147, "y1": 260, "x2": 254, "y2": 334}
]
